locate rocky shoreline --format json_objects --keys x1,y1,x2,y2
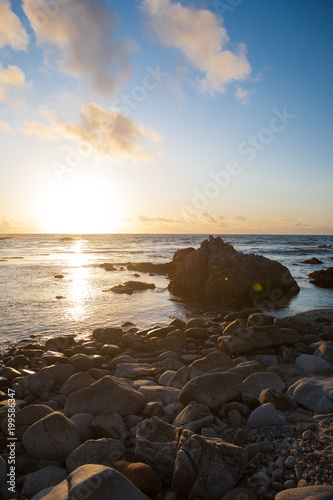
[{"x1": 0, "y1": 307, "x2": 332, "y2": 499}]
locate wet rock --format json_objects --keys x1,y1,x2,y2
[
  {"x1": 155, "y1": 332, "x2": 187, "y2": 352},
  {"x1": 243, "y1": 372, "x2": 285, "y2": 398},
  {"x1": 21, "y1": 465, "x2": 67, "y2": 498},
  {"x1": 287, "y1": 377, "x2": 333, "y2": 413},
  {"x1": 246, "y1": 403, "x2": 286, "y2": 428},
  {"x1": 179, "y1": 372, "x2": 243, "y2": 410},
  {"x1": 33, "y1": 464, "x2": 150, "y2": 499},
  {"x1": 99, "y1": 344, "x2": 122, "y2": 356},
  {"x1": 100, "y1": 263, "x2": 117, "y2": 271},
  {"x1": 169, "y1": 236, "x2": 299, "y2": 308},
  {"x1": 309, "y1": 267, "x2": 333, "y2": 288},
  {"x1": 172, "y1": 430, "x2": 247, "y2": 500},
  {"x1": 22, "y1": 412, "x2": 81, "y2": 462},
  {"x1": 64, "y1": 375, "x2": 145, "y2": 417},
  {"x1": 66, "y1": 438, "x2": 126, "y2": 472},
  {"x1": 113, "y1": 461, "x2": 162, "y2": 496},
  {"x1": 111, "y1": 284, "x2": 133, "y2": 295},
  {"x1": 301, "y1": 258, "x2": 323, "y2": 264},
  {"x1": 184, "y1": 327, "x2": 209, "y2": 340},
  {"x1": 124, "y1": 281, "x2": 156, "y2": 291}
]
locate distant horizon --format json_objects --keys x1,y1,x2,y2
[{"x1": 1, "y1": 232, "x2": 332, "y2": 237}]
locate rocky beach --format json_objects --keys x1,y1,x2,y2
[{"x1": 0, "y1": 237, "x2": 332, "y2": 499}]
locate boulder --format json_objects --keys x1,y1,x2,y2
[
  {"x1": 184, "y1": 327, "x2": 209, "y2": 340},
  {"x1": 91, "y1": 412, "x2": 127, "y2": 441},
  {"x1": 259, "y1": 389, "x2": 297, "y2": 410},
  {"x1": 172, "y1": 430, "x2": 247, "y2": 500},
  {"x1": 247, "y1": 403, "x2": 286, "y2": 428},
  {"x1": 22, "y1": 412, "x2": 81, "y2": 462},
  {"x1": 115, "y1": 363, "x2": 160, "y2": 379},
  {"x1": 68, "y1": 354, "x2": 94, "y2": 372},
  {"x1": 309, "y1": 267, "x2": 333, "y2": 288},
  {"x1": 167, "y1": 366, "x2": 204, "y2": 389},
  {"x1": 60, "y1": 372, "x2": 95, "y2": 396},
  {"x1": 124, "y1": 281, "x2": 156, "y2": 290},
  {"x1": 113, "y1": 461, "x2": 162, "y2": 496},
  {"x1": 173, "y1": 402, "x2": 211, "y2": 427},
  {"x1": 242, "y1": 372, "x2": 285, "y2": 398},
  {"x1": 21, "y1": 465, "x2": 67, "y2": 498},
  {"x1": 138, "y1": 385, "x2": 180, "y2": 406},
  {"x1": 220, "y1": 327, "x2": 300, "y2": 354},
  {"x1": 64, "y1": 375, "x2": 145, "y2": 417},
  {"x1": 135, "y1": 417, "x2": 181, "y2": 477},
  {"x1": 189, "y1": 351, "x2": 233, "y2": 372},
  {"x1": 169, "y1": 236, "x2": 299, "y2": 308},
  {"x1": 287, "y1": 377, "x2": 333, "y2": 413},
  {"x1": 275, "y1": 485, "x2": 333, "y2": 499},
  {"x1": 314, "y1": 341, "x2": 333, "y2": 364},
  {"x1": 179, "y1": 372, "x2": 243, "y2": 410},
  {"x1": 228, "y1": 360, "x2": 265, "y2": 378},
  {"x1": 31, "y1": 464, "x2": 150, "y2": 500},
  {"x1": 127, "y1": 262, "x2": 175, "y2": 274},
  {"x1": 66, "y1": 438, "x2": 126, "y2": 472},
  {"x1": 70, "y1": 413, "x2": 95, "y2": 441},
  {"x1": 1, "y1": 404, "x2": 54, "y2": 439},
  {"x1": 295, "y1": 354, "x2": 332, "y2": 374}
]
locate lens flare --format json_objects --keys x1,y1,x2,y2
[{"x1": 252, "y1": 282, "x2": 263, "y2": 292}]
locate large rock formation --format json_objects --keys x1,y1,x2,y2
[{"x1": 169, "y1": 236, "x2": 299, "y2": 308}]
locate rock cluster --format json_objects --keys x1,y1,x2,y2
[{"x1": 0, "y1": 308, "x2": 332, "y2": 499}]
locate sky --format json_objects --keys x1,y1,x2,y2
[{"x1": 0, "y1": 0, "x2": 332, "y2": 234}]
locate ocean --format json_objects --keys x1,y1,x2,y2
[{"x1": 0, "y1": 234, "x2": 332, "y2": 348}]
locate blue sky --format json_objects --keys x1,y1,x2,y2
[{"x1": 0, "y1": 0, "x2": 332, "y2": 234}]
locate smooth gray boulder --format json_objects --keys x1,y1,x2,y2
[
  {"x1": 189, "y1": 351, "x2": 233, "y2": 372},
  {"x1": 22, "y1": 412, "x2": 81, "y2": 462},
  {"x1": 30, "y1": 464, "x2": 150, "y2": 500},
  {"x1": 242, "y1": 372, "x2": 285, "y2": 398},
  {"x1": 247, "y1": 403, "x2": 286, "y2": 428},
  {"x1": 287, "y1": 377, "x2": 333, "y2": 413},
  {"x1": 22, "y1": 466, "x2": 67, "y2": 498},
  {"x1": 179, "y1": 372, "x2": 243, "y2": 410},
  {"x1": 64, "y1": 375, "x2": 145, "y2": 417},
  {"x1": 296, "y1": 354, "x2": 332, "y2": 374},
  {"x1": 172, "y1": 430, "x2": 247, "y2": 500}
]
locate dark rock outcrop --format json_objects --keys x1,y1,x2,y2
[
  {"x1": 168, "y1": 236, "x2": 299, "y2": 308},
  {"x1": 127, "y1": 262, "x2": 176, "y2": 275},
  {"x1": 309, "y1": 267, "x2": 333, "y2": 288},
  {"x1": 301, "y1": 257, "x2": 323, "y2": 264}
]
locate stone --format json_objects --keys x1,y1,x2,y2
[
  {"x1": 21, "y1": 466, "x2": 67, "y2": 498},
  {"x1": 246, "y1": 403, "x2": 286, "y2": 428},
  {"x1": 242, "y1": 372, "x2": 285, "y2": 398},
  {"x1": 167, "y1": 366, "x2": 204, "y2": 389},
  {"x1": 179, "y1": 372, "x2": 243, "y2": 410},
  {"x1": 31, "y1": 464, "x2": 150, "y2": 500},
  {"x1": 228, "y1": 360, "x2": 265, "y2": 378},
  {"x1": 168, "y1": 236, "x2": 299, "y2": 308},
  {"x1": 227, "y1": 409, "x2": 243, "y2": 428},
  {"x1": 68, "y1": 354, "x2": 94, "y2": 372},
  {"x1": 259, "y1": 388, "x2": 297, "y2": 410},
  {"x1": 138, "y1": 385, "x2": 180, "y2": 405},
  {"x1": 115, "y1": 363, "x2": 160, "y2": 379},
  {"x1": 275, "y1": 485, "x2": 333, "y2": 499},
  {"x1": 22, "y1": 412, "x2": 81, "y2": 462},
  {"x1": 184, "y1": 327, "x2": 209, "y2": 339},
  {"x1": 113, "y1": 461, "x2": 162, "y2": 496},
  {"x1": 172, "y1": 430, "x2": 247, "y2": 500},
  {"x1": 309, "y1": 267, "x2": 333, "y2": 288},
  {"x1": 155, "y1": 334, "x2": 187, "y2": 352},
  {"x1": 135, "y1": 417, "x2": 181, "y2": 477},
  {"x1": 107, "y1": 355, "x2": 136, "y2": 371},
  {"x1": 221, "y1": 487, "x2": 256, "y2": 499},
  {"x1": 189, "y1": 351, "x2": 233, "y2": 372},
  {"x1": 220, "y1": 327, "x2": 300, "y2": 354},
  {"x1": 295, "y1": 354, "x2": 332, "y2": 374},
  {"x1": 66, "y1": 438, "x2": 126, "y2": 472},
  {"x1": 70, "y1": 413, "x2": 95, "y2": 441},
  {"x1": 1, "y1": 404, "x2": 54, "y2": 439},
  {"x1": 314, "y1": 341, "x2": 333, "y2": 364},
  {"x1": 100, "y1": 344, "x2": 122, "y2": 356},
  {"x1": 100, "y1": 263, "x2": 117, "y2": 271},
  {"x1": 173, "y1": 402, "x2": 211, "y2": 427},
  {"x1": 64, "y1": 375, "x2": 145, "y2": 416},
  {"x1": 60, "y1": 372, "x2": 95, "y2": 396},
  {"x1": 247, "y1": 313, "x2": 275, "y2": 327},
  {"x1": 287, "y1": 377, "x2": 333, "y2": 413},
  {"x1": 158, "y1": 370, "x2": 176, "y2": 386},
  {"x1": 91, "y1": 412, "x2": 127, "y2": 441}
]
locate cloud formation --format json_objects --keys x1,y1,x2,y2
[
  {"x1": 0, "y1": 63, "x2": 27, "y2": 105},
  {"x1": 142, "y1": 0, "x2": 251, "y2": 93},
  {"x1": 21, "y1": 103, "x2": 162, "y2": 162},
  {"x1": 0, "y1": 119, "x2": 14, "y2": 133},
  {"x1": 0, "y1": 0, "x2": 28, "y2": 50},
  {"x1": 22, "y1": 0, "x2": 133, "y2": 95}
]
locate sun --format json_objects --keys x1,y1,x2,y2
[{"x1": 37, "y1": 176, "x2": 124, "y2": 234}]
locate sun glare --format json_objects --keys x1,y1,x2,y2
[{"x1": 38, "y1": 176, "x2": 124, "y2": 234}]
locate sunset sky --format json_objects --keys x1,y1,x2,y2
[{"x1": 0, "y1": 0, "x2": 332, "y2": 234}]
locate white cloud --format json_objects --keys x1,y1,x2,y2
[
  {"x1": 142, "y1": 0, "x2": 251, "y2": 93},
  {"x1": 0, "y1": 0, "x2": 28, "y2": 50},
  {"x1": 0, "y1": 119, "x2": 14, "y2": 132},
  {"x1": 22, "y1": 0, "x2": 133, "y2": 95},
  {"x1": 0, "y1": 63, "x2": 27, "y2": 105},
  {"x1": 21, "y1": 103, "x2": 162, "y2": 162},
  {"x1": 235, "y1": 86, "x2": 251, "y2": 104}
]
